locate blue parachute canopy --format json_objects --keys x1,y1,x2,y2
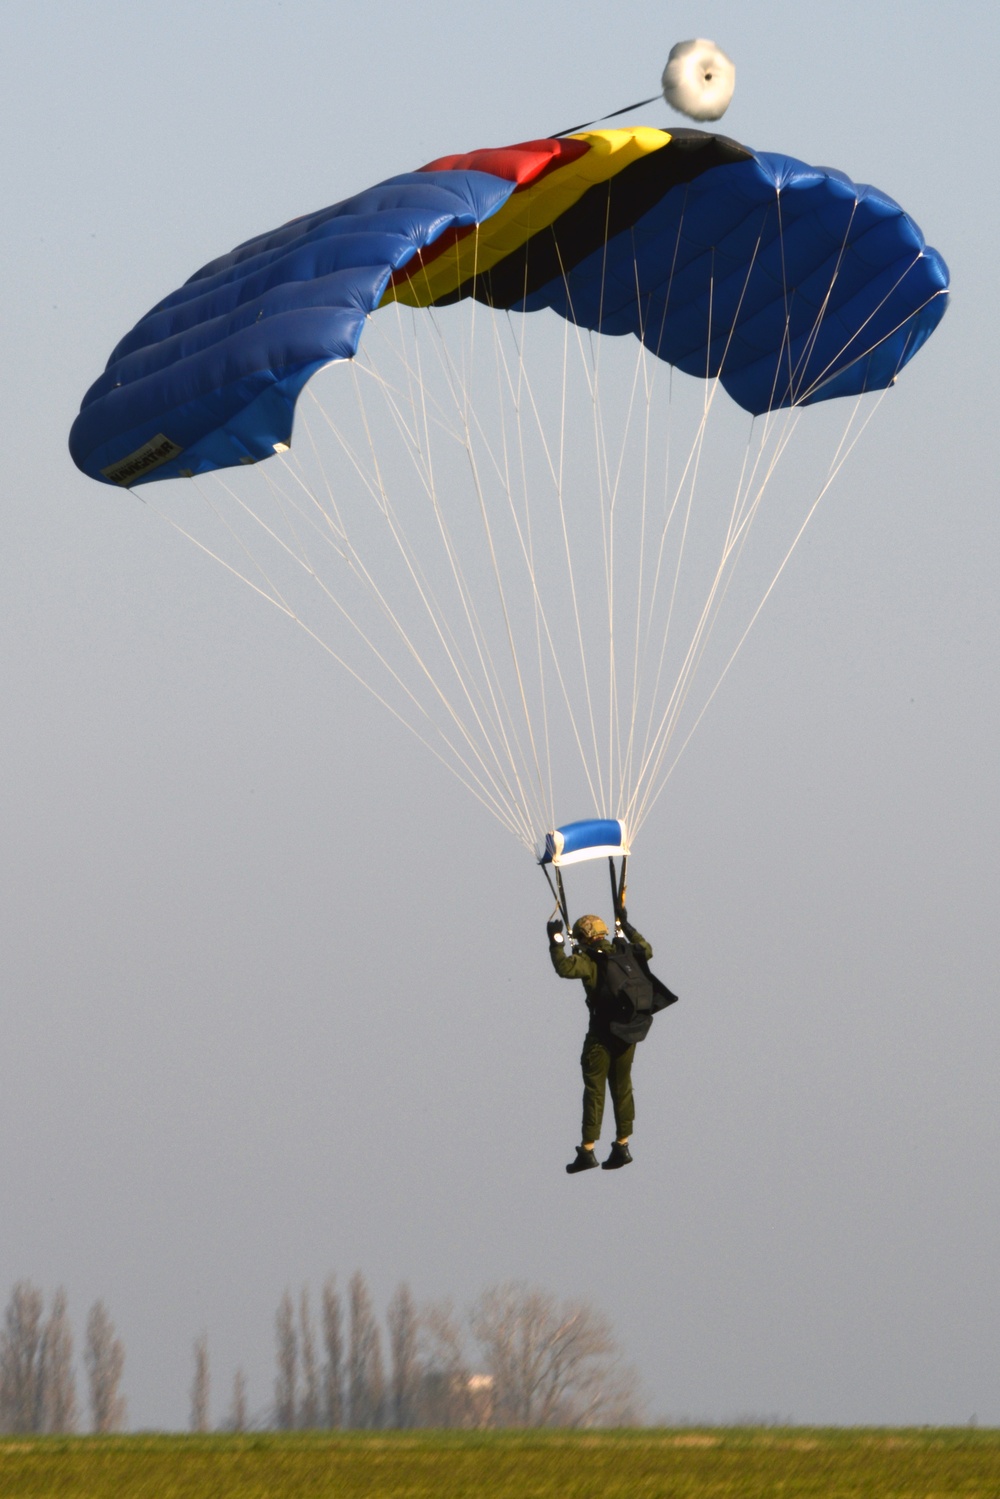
[
  {"x1": 541, "y1": 819, "x2": 630, "y2": 867},
  {"x1": 69, "y1": 127, "x2": 949, "y2": 489}
]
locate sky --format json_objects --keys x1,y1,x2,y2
[{"x1": 1, "y1": 0, "x2": 998, "y2": 1430}]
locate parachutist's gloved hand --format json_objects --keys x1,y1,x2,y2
[
  {"x1": 618, "y1": 909, "x2": 638, "y2": 942},
  {"x1": 547, "y1": 920, "x2": 565, "y2": 945}
]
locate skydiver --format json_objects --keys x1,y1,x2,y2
[{"x1": 547, "y1": 910, "x2": 660, "y2": 1174}]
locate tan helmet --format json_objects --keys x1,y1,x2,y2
[{"x1": 572, "y1": 914, "x2": 608, "y2": 946}]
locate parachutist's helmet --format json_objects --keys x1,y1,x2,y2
[{"x1": 572, "y1": 915, "x2": 608, "y2": 946}]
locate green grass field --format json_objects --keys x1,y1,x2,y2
[{"x1": 2, "y1": 1428, "x2": 999, "y2": 1498}]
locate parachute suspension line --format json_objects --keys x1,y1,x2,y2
[
  {"x1": 628, "y1": 187, "x2": 894, "y2": 827},
  {"x1": 361, "y1": 339, "x2": 547, "y2": 850},
  {"x1": 582, "y1": 190, "x2": 669, "y2": 821},
  {"x1": 625, "y1": 213, "x2": 794, "y2": 827},
  {"x1": 530, "y1": 296, "x2": 611, "y2": 821},
  {"x1": 265, "y1": 446, "x2": 527, "y2": 833},
  {"x1": 620, "y1": 194, "x2": 692, "y2": 807},
  {"x1": 774, "y1": 198, "x2": 933, "y2": 412},
  {"x1": 408, "y1": 262, "x2": 609, "y2": 834},
  {"x1": 385, "y1": 245, "x2": 558, "y2": 842},
  {"x1": 504, "y1": 303, "x2": 557, "y2": 827},
  {"x1": 632, "y1": 229, "x2": 734, "y2": 779},
  {"x1": 762, "y1": 188, "x2": 859, "y2": 417},
  {"x1": 265, "y1": 435, "x2": 537, "y2": 843},
  {"x1": 206, "y1": 456, "x2": 492, "y2": 771},
  {"x1": 603, "y1": 230, "x2": 672, "y2": 818},
  {"x1": 774, "y1": 189, "x2": 798, "y2": 413},
  {"x1": 546, "y1": 304, "x2": 607, "y2": 814},
  {"x1": 452, "y1": 229, "x2": 555, "y2": 838},
  {"x1": 140, "y1": 479, "x2": 298, "y2": 618},
  {"x1": 619, "y1": 240, "x2": 664, "y2": 811},
  {"x1": 549, "y1": 242, "x2": 613, "y2": 816},
  {"x1": 367, "y1": 306, "x2": 538, "y2": 775},
  {"x1": 497, "y1": 304, "x2": 607, "y2": 823},
  {"x1": 631, "y1": 383, "x2": 893, "y2": 833},
  {"x1": 630, "y1": 223, "x2": 728, "y2": 813},
  {"x1": 448, "y1": 325, "x2": 553, "y2": 844},
  {"x1": 630, "y1": 276, "x2": 734, "y2": 805},
  {"x1": 557, "y1": 307, "x2": 610, "y2": 816},
  {"x1": 298, "y1": 365, "x2": 541, "y2": 847},
  {"x1": 628, "y1": 398, "x2": 803, "y2": 832},
  {"x1": 551, "y1": 209, "x2": 663, "y2": 820},
  {"x1": 629, "y1": 190, "x2": 891, "y2": 823},
  {"x1": 290, "y1": 395, "x2": 514, "y2": 764},
  {"x1": 144, "y1": 476, "x2": 527, "y2": 842},
  {"x1": 598, "y1": 223, "x2": 660, "y2": 819},
  {"x1": 400, "y1": 305, "x2": 548, "y2": 841},
  {"x1": 632, "y1": 357, "x2": 719, "y2": 793},
  {"x1": 589, "y1": 185, "x2": 621, "y2": 818},
  {"x1": 422, "y1": 317, "x2": 552, "y2": 844},
  {"x1": 796, "y1": 259, "x2": 942, "y2": 407},
  {"x1": 336, "y1": 360, "x2": 517, "y2": 761},
  {"x1": 788, "y1": 200, "x2": 859, "y2": 406},
  {"x1": 201, "y1": 468, "x2": 322, "y2": 612},
  {"x1": 485, "y1": 296, "x2": 565, "y2": 829},
  {"x1": 346, "y1": 257, "x2": 578, "y2": 851},
  {"x1": 627, "y1": 406, "x2": 805, "y2": 833},
  {"x1": 481, "y1": 293, "x2": 554, "y2": 828},
  {"x1": 631, "y1": 293, "x2": 900, "y2": 838}
]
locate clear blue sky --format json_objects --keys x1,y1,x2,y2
[{"x1": 1, "y1": 0, "x2": 997, "y2": 1428}]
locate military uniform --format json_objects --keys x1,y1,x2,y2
[{"x1": 550, "y1": 920, "x2": 653, "y2": 1145}]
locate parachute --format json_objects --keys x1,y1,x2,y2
[{"x1": 69, "y1": 124, "x2": 949, "y2": 865}]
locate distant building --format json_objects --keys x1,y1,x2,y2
[{"x1": 415, "y1": 1371, "x2": 494, "y2": 1428}]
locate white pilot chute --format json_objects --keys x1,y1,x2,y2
[{"x1": 661, "y1": 39, "x2": 735, "y2": 121}]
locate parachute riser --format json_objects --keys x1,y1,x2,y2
[
  {"x1": 541, "y1": 819, "x2": 629, "y2": 934},
  {"x1": 541, "y1": 861, "x2": 570, "y2": 929},
  {"x1": 540, "y1": 854, "x2": 627, "y2": 936},
  {"x1": 609, "y1": 855, "x2": 628, "y2": 924}
]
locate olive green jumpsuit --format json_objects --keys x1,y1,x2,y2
[{"x1": 549, "y1": 921, "x2": 653, "y2": 1144}]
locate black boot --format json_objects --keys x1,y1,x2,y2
[
  {"x1": 602, "y1": 1141, "x2": 633, "y2": 1170},
  {"x1": 566, "y1": 1146, "x2": 599, "y2": 1174}
]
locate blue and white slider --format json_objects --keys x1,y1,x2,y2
[{"x1": 540, "y1": 819, "x2": 630, "y2": 867}]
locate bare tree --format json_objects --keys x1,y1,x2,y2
[
  {"x1": 321, "y1": 1277, "x2": 343, "y2": 1428},
  {"x1": 416, "y1": 1298, "x2": 475, "y2": 1429},
  {"x1": 0, "y1": 1281, "x2": 44, "y2": 1433},
  {"x1": 347, "y1": 1272, "x2": 384, "y2": 1428},
  {"x1": 84, "y1": 1301, "x2": 126, "y2": 1433},
  {"x1": 386, "y1": 1282, "x2": 419, "y2": 1428},
  {"x1": 470, "y1": 1282, "x2": 640, "y2": 1428},
  {"x1": 40, "y1": 1288, "x2": 76, "y2": 1434},
  {"x1": 190, "y1": 1334, "x2": 210, "y2": 1432},
  {"x1": 298, "y1": 1289, "x2": 320, "y2": 1429},
  {"x1": 229, "y1": 1368, "x2": 248, "y2": 1433},
  {"x1": 274, "y1": 1291, "x2": 297, "y2": 1430}
]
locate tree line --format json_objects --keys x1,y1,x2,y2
[
  {"x1": 1, "y1": 1276, "x2": 641, "y2": 1433},
  {"x1": 203, "y1": 1274, "x2": 641, "y2": 1432},
  {"x1": 0, "y1": 1283, "x2": 125, "y2": 1434}
]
